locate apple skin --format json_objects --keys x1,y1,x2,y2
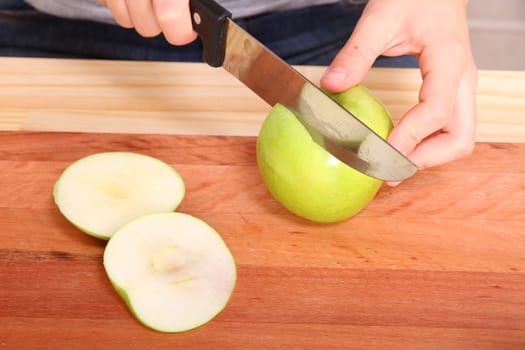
[{"x1": 256, "y1": 85, "x2": 393, "y2": 223}]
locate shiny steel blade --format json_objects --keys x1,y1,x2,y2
[{"x1": 222, "y1": 19, "x2": 417, "y2": 181}]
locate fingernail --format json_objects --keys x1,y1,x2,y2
[{"x1": 322, "y1": 67, "x2": 347, "y2": 84}]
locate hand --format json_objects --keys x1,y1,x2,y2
[
  {"x1": 99, "y1": 0, "x2": 197, "y2": 45},
  {"x1": 321, "y1": 0, "x2": 478, "y2": 185}
]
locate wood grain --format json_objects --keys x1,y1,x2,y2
[
  {"x1": 1, "y1": 131, "x2": 525, "y2": 349},
  {"x1": 0, "y1": 57, "x2": 524, "y2": 142}
]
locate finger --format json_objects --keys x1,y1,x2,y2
[
  {"x1": 387, "y1": 41, "x2": 465, "y2": 159},
  {"x1": 105, "y1": 0, "x2": 133, "y2": 28},
  {"x1": 153, "y1": 0, "x2": 198, "y2": 45},
  {"x1": 407, "y1": 65, "x2": 478, "y2": 170},
  {"x1": 321, "y1": 5, "x2": 396, "y2": 92},
  {"x1": 126, "y1": 0, "x2": 162, "y2": 37}
]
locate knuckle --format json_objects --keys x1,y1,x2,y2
[
  {"x1": 136, "y1": 25, "x2": 161, "y2": 38},
  {"x1": 456, "y1": 137, "x2": 476, "y2": 158},
  {"x1": 424, "y1": 104, "x2": 451, "y2": 128},
  {"x1": 445, "y1": 36, "x2": 470, "y2": 67},
  {"x1": 164, "y1": 31, "x2": 196, "y2": 46},
  {"x1": 113, "y1": 14, "x2": 133, "y2": 28},
  {"x1": 402, "y1": 125, "x2": 425, "y2": 148},
  {"x1": 443, "y1": 131, "x2": 476, "y2": 162},
  {"x1": 407, "y1": 130, "x2": 424, "y2": 147},
  {"x1": 144, "y1": 28, "x2": 162, "y2": 38},
  {"x1": 340, "y1": 44, "x2": 368, "y2": 64}
]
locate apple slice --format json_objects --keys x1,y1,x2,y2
[
  {"x1": 103, "y1": 212, "x2": 237, "y2": 332},
  {"x1": 53, "y1": 152, "x2": 185, "y2": 239}
]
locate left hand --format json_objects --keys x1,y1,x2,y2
[{"x1": 321, "y1": 0, "x2": 478, "y2": 185}]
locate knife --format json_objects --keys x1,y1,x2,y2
[{"x1": 189, "y1": 0, "x2": 418, "y2": 181}]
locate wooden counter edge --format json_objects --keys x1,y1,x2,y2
[{"x1": 0, "y1": 57, "x2": 524, "y2": 143}]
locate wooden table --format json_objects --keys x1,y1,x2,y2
[{"x1": 1, "y1": 57, "x2": 524, "y2": 349}]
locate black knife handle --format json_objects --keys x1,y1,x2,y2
[{"x1": 190, "y1": 0, "x2": 232, "y2": 67}]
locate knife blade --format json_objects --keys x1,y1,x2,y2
[{"x1": 189, "y1": 0, "x2": 418, "y2": 182}]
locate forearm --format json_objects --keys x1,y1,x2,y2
[
  {"x1": 24, "y1": 0, "x2": 116, "y2": 23},
  {"x1": 24, "y1": 0, "x2": 340, "y2": 23}
]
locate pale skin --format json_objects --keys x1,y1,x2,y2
[{"x1": 100, "y1": 0, "x2": 478, "y2": 186}]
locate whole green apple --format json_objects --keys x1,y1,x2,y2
[{"x1": 256, "y1": 85, "x2": 393, "y2": 223}]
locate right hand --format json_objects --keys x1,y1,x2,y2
[{"x1": 99, "y1": 0, "x2": 198, "y2": 45}]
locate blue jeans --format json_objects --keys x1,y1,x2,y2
[{"x1": 0, "y1": 0, "x2": 417, "y2": 67}]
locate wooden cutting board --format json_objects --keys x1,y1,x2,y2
[{"x1": 1, "y1": 58, "x2": 525, "y2": 349}]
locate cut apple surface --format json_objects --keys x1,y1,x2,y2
[
  {"x1": 103, "y1": 212, "x2": 237, "y2": 333},
  {"x1": 53, "y1": 152, "x2": 185, "y2": 239}
]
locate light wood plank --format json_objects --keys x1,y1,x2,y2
[{"x1": 1, "y1": 57, "x2": 524, "y2": 142}]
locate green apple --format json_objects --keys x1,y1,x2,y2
[
  {"x1": 103, "y1": 212, "x2": 237, "y2": 333},
  {"x1": 256, "y1": 85, "x2": 393, "y2": 223},
  {"x1": 53, "y1": 152, "x2": 185, "y2": 239}
]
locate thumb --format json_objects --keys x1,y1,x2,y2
[{"x1": 320, "y1": 10, "x2": 389, "y2": 93}]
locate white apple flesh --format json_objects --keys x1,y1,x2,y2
[
  {"x1": 53, "y1": 152, "x2": 185, "y2": 239},
  {"x1": 103, "y1": 212, "x2": 237, "y2": 333}
]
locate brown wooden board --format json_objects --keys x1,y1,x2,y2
[{"x1": 1, "y1": 131, "x2": 524, "y2": 349}]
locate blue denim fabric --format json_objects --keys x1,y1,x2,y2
[{"x1": 0, "y1": 1, "x2": 418, "y2": 67}]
